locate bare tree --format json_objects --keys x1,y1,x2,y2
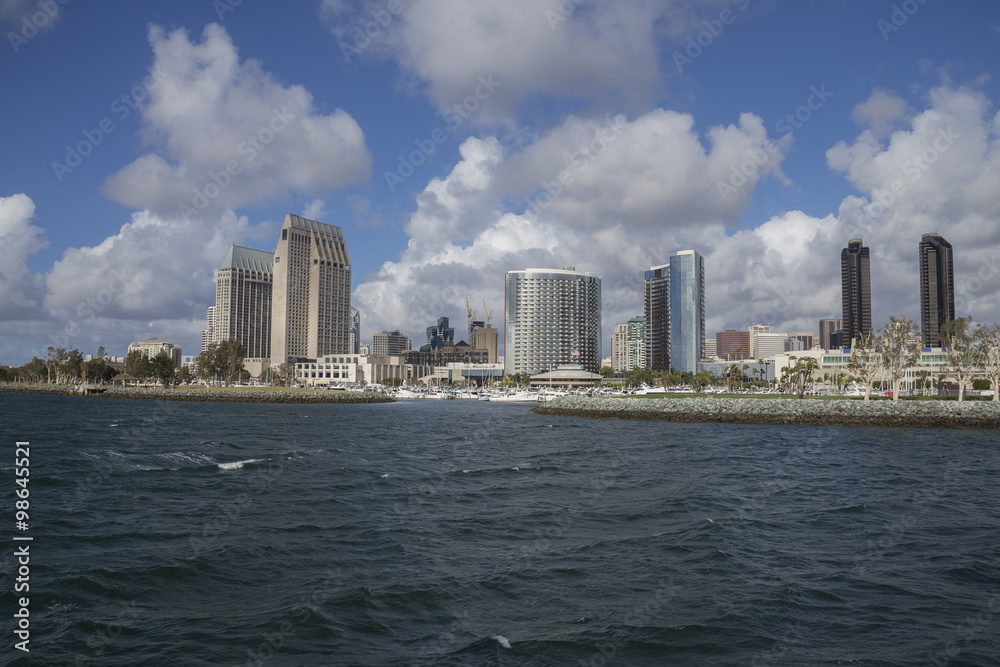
[
  {"x1": 939, "y1": 317, "x2": 977, "y2": 402},
  {"x1": 848, "y1": 331, "x2": 881, "y2": 401},
  {"x1": 880, "y1": 316, "x2": 921, "y2": 402},
  {"x1": 975, "y1": 322, "x2": 1000, "y2": 402}
]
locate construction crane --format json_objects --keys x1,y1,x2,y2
[
  {"x1": 464, "y1": 298, "x2": 476, "y2": 324},
  {"x1": 482, "y1": 299, "x2": 492, "y2": 326}
]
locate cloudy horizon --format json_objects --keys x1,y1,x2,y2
[{"x1": 2, "y1": 1, "x2": 1000, "y2": 365}]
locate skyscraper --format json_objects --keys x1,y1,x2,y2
[
  {"x1": 372, "y1": 330, "x2": 411, "y2": 356},
  {"x1": 818, "y1": 319, "x2": 843, "y2": 350},
  {"x1": 504, "y1": 266, "x2": 602, "y2": 375},
  {"x1": 643, "y1": 263, "x2": 670, "y2": 371},
  {"x1": 270, "y1": 214, "x2": 352, "y2": 365},
  {"x1": 213, "y1": 244, "x2": 274, "y2": 376},
  {"x1": 422, "y1": 317, "x2": 455, "y2": 351},
  {"x1": 669, "y1": 250, "x2": 705, "y2": 374},
  {"x1": 919, "y1": 232, "x2": 955, "y2": 348},
  {"x1": 841, "y1": 238, "x2": 872, "y2": 347}
]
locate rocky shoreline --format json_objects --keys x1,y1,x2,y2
[
  {"x1": 530, "y1": 395, "x2": 1000, "y2": 429},
  {"x1": 0, "y1": 383, "x2": 395, "y2": 405}
]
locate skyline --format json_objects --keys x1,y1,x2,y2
[{"x1": 3, "y1": 1, "x2": 1000, "y2": 365}]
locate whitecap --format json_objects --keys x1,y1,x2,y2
[
  {"x1": 494, "y1": 634, "x2": 511, "y2": 649},
  {"x1": 380, "y1": 473, "x2": 390, "y2": 478},
  {"x1": 218, "y1": 459, "x2": 263, "y2": 470}
]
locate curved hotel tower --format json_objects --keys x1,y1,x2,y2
[{"x1": 504, "y1": 267, "x2": 602, "y2": 375}]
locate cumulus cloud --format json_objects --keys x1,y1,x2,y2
[
  {"x1": 327, "y1": 0, "x2": 741, "y2": 120},
  {"x1": 103, "y1": 23, "x2": 371, "y2": 218},
  {"x1": 850, "y1": 88, "x2": 911, "y2": 139},
  {"x1": 354, "y1": 107, "x2": 790, "y2": 345},
  {"x1": 0, "y1": 193, "x2": 47, "y2": 317},
  {"x1": 354, "y1": 84, "x2": 1000, "y2": 355}
]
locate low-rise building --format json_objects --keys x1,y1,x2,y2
[{"x1": 127, "y1": 339, "x2": 182, "y2": 367}]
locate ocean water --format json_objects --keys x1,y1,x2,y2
[{"x1": 1, "y1": 393, "x2": 999, "y2": 666}]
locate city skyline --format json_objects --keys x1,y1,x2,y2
[{"x1": 3, "y1": 3, "x2": 1000, "y2": 366}]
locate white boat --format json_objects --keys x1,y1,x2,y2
[{"x1": 490, "y1": 390, "x2": 540, "y2": 403}]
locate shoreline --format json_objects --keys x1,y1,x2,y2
[
  {"x1": 0, "y1": 383, "x2": 395, "y2": 405},
  {"x1": 530, "y1": 396, "x2": 1000, "y2": 429}
]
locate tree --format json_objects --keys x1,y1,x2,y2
[
  {"x1": 939, "y1": 317, "x2": 977, "y2": 402},
  {"x1": 61, "y1": 348, "x2": 84, "y2": 383},
  {"x1": 275, "y1": 362, "x2": 297, "y2": 387},
  {"x1": 848, "y1": 331, "x2": 881, "y2": 401},
  {"x1": 788, "y1": 356, "x2": 819, "y2": 399},
  {"x1": 691, "y1": 369, "x2": 715, "y2": 393},
  {"x1": 126, "y1": 349, "x2": 154, "y2": 382},
  {"x1": 380, "y1": 377, "x2": 403, "y2": 387},
  {"x1": 879, "y1": 316, "x2": 921, "y2": 402},
  {"x1": 216, "y1": 340, "x2": 246, "y2": 386},
  {"x1": 974, "y1": 322, "x2": 1000, "y2": 402},
  {"x1": 150, "y1": 351, "x2": 177, "y2": 386},
  {"x1": 195, "y1": 344, "x2": 220, "y2": 384},
  {"x1": 45, "y1": 346, "x2": 68, "y2": 383},
  {"x1": 176, "y1": 366, "x2": 193, "y2": 385},
  {"x1": 599, "y1": 366, "x2": 615, "y2": 377}
]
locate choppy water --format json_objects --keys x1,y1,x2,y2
[{"x1": 1, "y1": 393, "x2": 998, "y2": 665}]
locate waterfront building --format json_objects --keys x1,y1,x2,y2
[
  {"x1": 716, "y1": 329, "x2": 750, "y2": 360},
  {"x1": 611, "y1": 323, "x2": 628, "y2": 372},
  {"x1": 422, "y1": 317, "x2": 455, "y2": 351},
  {"x1": 473, "y1": 325, "x2": 499, "y2": 364},
  {"x1": 270, "y1": 214, "x2": 352, "y2": 365},
  {"x1": 747, "y1": 324, "x2": 770, "y2": 359},
  {"x1": 504, "y1": 266, "x2": 602, "y2": 375},
  {"x1": 295, "y1": 353, "x2": 419, "y2": 386},
  {"x1": 201, "y1": 307, "x2": 215, "y2": 354},
  {"x1": 626, "y1": 315, "x2": 646, "y2": 371},
  {"x1": 348, "y1": 308, "x2": 361, "y2": 354},
  {"x1": 404, "y1": 342, "x2": 488, "y2": 368},
  {"x1": 841, "y1": 238, "x2": 872, "y2": 347},
  {"x1": 704, "y1": 338, "x2": 717, "y2": 360},
  {"x1": 818, "y1": 319, "x2": 843, "y2": 350},
  {"x1": 127, "y1": 339, "x2": 182, "y2": 367},
  {"x1": 213, "y1": 244, "x2": 274, "y2": 377},
  {"x1": 789, "y1": 332, "x2": 815, "y2": 350},
  {"x1": 643, "y1": 263, "x2": 670, "y2": 371},
  {"x1": 669, "y1": 250, "x2": 706, "y2": 374},
  {"x1": 372, "y1": 330, "x2": 411, "y2": 356},
  {"x1": 919, "y1": 233, "x2": 955, "y2": 348},
  {"x1": 753, "y1": 332, "x2": 788, "y2": 359}
]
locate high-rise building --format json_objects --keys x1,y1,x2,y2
[
  {"x1": 504, "y1": 266, "x2": 602, "y2": 375},
  {"x1": 788, "y1": 332, "x2": 815, "y2": 350},
  {"x1": 201, "y1": 306, "x2": 215, "y2": 354},
  {"x1": 372, "y1": 330, "x2": 411, "y2": 356},
  {"x1": 348, "y1": 308, "x2": 361, "y2": 354},
  {"x1": 626, "y1": 315, "x2": 645, "y2": 371},
  {"x1": 473, "y1": 325, "x2": 499, "y2": 363},
  {"x1": 841, "y1": 238, "x2": 872, "y2": 347},
  {"x1": 270, "y1": 215, "x2": 352, "y2": 365},
  {"x1": 643, "y1": 263, "x2": 670, "y2": 371},
  {"x1": 704, "y1": 338, "x2": 717, "y2": 359},
  {"x1": 747, "y1": 324, "x2": 770, "y2": 359},
  {"x1": 669, "y1": 250, "x2": 705, "y2": 374},
  {"x1": 422, "y1": 317, "x2": 455, "y2": 351},
  {"x1": 213, "y1": 245, "x2": 273, "y2": 373},
  {"x1": 754, "y1": 332, "x2": 788, "y2": 358},
  {"x1": 818, "y1": 319, "x2": 843, "y2": 350},
  {"x1": 611, "y1": 322, "x2": 628, "y2": 372},
  {"x1": 919, "y1": 233, "x2": 955, "y2": 348},
  {"x1": 716, "y1": 329, "x2": 750, "y2": 360}
]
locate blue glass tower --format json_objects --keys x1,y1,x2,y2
[{"x1": 668, "y1": 250, "x2": 705, "y2": 374}]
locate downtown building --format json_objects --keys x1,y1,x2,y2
[
  {"x1": 372, "y1": 330, "x2": 411, "y2": 356},
  {"x1": 644, "y1": 251, "x2": 705, "y2": 374},
  {"x1": 841, "y1": 238, "x2": 872, "y2": 348},
  {"x1": 818, "y1": 318, "x2": 843, "y2": 350},
  {"x1": 270, "y1": 215, "x2": 353, "y2": 365},
  {"x1": 504, "y1": 267, "x2": 602, "y2": 375},
  {"x1": 610, "y1": 315, "x2": 645, "y2": 373},
  {"x1": 919, "y1": 232, "x2": 955, "y2": 348},
  {"x1": 209, "y1": 244, "x2": 274, "y2": 377}
]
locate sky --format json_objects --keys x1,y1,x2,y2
[{"x1": 1, "y1": 0, "x2": 1000, "y2": 366}]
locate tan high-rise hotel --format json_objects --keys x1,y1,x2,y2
[{"x1": 271, "y1": 214, "x2": 353, "y2": 365}]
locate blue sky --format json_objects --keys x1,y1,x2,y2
[{"x1": 2, "y1": 0, "x2": 1000, "y2": 365}]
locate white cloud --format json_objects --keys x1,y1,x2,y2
[
  {"x1": 0, "y1": 193, "x2": 47, "y2": 317},
  {"x1": 103, "y1": 23, "x2": 371, "y2": 218},
  {"x1": 354, "y1": 85, "x2": 1000, "y2": 355},
  {"x1": 850, "y1": 88, "x2": 911, "y2": 139},
  {"x1": 329, "y1": 0, "x2": 739, "y2": 120},
  {"x1": 354, "y1": 107, "x2": 789, "y2": 345},
  {"x1": 301, "y1": 198, "x2": 328, "y2": 221}
]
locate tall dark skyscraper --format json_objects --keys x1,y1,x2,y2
[
  {"x1": 841, "y1": 238, "x2": 871, "y2": 347},
  {"x1": 643, "y1": 263, "x2": 670, "y2": 371},
  {"x1": 919, "y1": 233, "x2": 955, "y2": 348}
]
